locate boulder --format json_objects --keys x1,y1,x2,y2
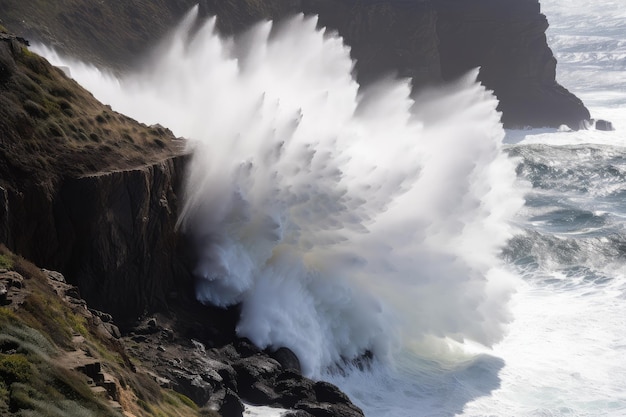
[
  {"x1": 595, "y1": 119, "x2": 614, "y2": 131},
  {"x1": 270, "y1": 347, "x2": 302, "y2": 374}
]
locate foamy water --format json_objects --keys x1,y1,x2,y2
[{"x1": 34, "y1": 1, "x2": 626, "y2": 415}]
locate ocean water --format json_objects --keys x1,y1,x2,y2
[{"x1": 34, "y1": 0, "x2": 626, "y2": 415}]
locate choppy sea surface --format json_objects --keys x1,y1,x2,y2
[{"x1": 34, "y1": 0, "x2": 626, "y2": 415}]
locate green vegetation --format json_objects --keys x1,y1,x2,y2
[
  {"x1": 0, "y1": 37, "x2": 181, "y2": 190},
  {"x1": 0, "y1": 254, "x2": 13, "y2": 270},
  {"x1": 0, "y1": 246, "x2": 213, "y2": 416}
]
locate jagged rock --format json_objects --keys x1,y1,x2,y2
[
  {"x1": 173, "y1": 371, "x2": 213, "y2": 406},
  {"x1": 245, "y1": 381, "x2": 280, "y2": 405},
  {"x1": 274, "y1": 373, "x2": 315, "y2": 408},
  {"x1": 89, "y1": 308, "x2": 113, "y2": 323},
  {"x1": 233, "y1": 355, "x2": 282, "y2": 390},
  {"x1": 219, "y1": 388, "x2": 245, "y2": 417},
  {"x1": 313, "y1": 381, "x2": 351, "y2": 404},
  {"x1": 103, "y1": 323, "x2": 121, "y2": 339},
  {"x1": 44, "y1": 269, "x2": 66, "y2": 283}
]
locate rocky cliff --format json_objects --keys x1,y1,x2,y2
[
  {"x1": 0, "y1": 0, "x2": 590, "y2": 128},
  {"x1": 0, "y1": 32, "x2": 365, "y2": 416},
  {"x1": 434, "y1": 0, "x2": 590, "y2": 128},
  {"x1": 0, "y1": 33, "x2": 189, "y2": 321}
]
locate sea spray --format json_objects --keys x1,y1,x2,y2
[{"x1": 34, "y1": 7, "x2": 524, "y2": 377}]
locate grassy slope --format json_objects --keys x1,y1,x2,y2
[
  {"x1": 0, "y1": 246, "x2": 218, "y2": 417},
  {"x1": 0, "y1": 29, "x2": 184, "y2": 192}
]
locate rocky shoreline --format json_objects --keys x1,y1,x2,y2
[
  {"x1": 0, "y1": 30, "x2": 364, "y2": 416},
  {"x1": 0, "y1": 1, "x2": 596, "y2": 415},
  {"x1": 1, "y1": 262, "x2": 364, "y2": 416}
]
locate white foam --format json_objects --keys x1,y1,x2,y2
[{"x1": 33, "y1": 9, "x2": 525, "y2": 378}]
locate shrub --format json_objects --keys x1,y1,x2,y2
[
  {"x1": 0, "y1": 254, "x2": 13, "y2": 270},
  {"x1": 0, "y1": 354, "x2": 32, "y2": 384}
]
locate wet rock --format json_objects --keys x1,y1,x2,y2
[
  {"x1": 233, "y1": 355, "x2": 281, "y2": 387},
  {"x1": 314, "y1": 381, "x2": 351, "y2": 404},
  {"x1": 235, "y1": 338, "x2": 262, "y2": 357},
  {"x1": 274, "y1": 374, "x2": 315, "y2": 408},
  {"x1": 596, "y1": 119, "x2": 614, "y2": 131},
  {"x1": 219, "y1": 388, "x2": 245, "y2": 417},
  {"x1": 245, "y1": 381, "x2": 280, "y2": 405},
  {"x1": 271, "y1": 347, "x2": 301, "y2": 374}
]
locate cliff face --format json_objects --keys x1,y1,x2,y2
[
  {"x1": 434, "y1": 0, "x2": 590, "y2": 128},
  {"x1": 0, "y1": 35, "x2": 191, "y2": 322},
  {"x1": 0, "y1": 0, "x2": 590, "y2": 128},
  {"x1": 55, "y1": 157, "x2": 189, "y2": 320}
]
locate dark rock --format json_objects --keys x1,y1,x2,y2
[
  {"x1": 64, "y1": 286, "x2": 81, "y2": 300},
  {"x1": 235, "y1": 338, "x2": 262, "y2": 357},
  {"x1": 314, "y1": 381, "x2": 351, "y2": 404},
  {"x1": 305, "y1": 0, "x2": 441, "y2": 87},
  {"x1": 596, "y1": 119, "x2": 614, "y2": 131},
  {"x1": 434, "y1": 0, "x2": 589, "y2": 129},
  {"x1": 274, "y1": 375, "x2": 315, "y2": 408},
  {"x1": 132, "y1": 335, "x2": 148, "y2": 343},
  {"x1": 244, "y1": 381, "x2": 280, "y2": 405},
  {"x1": 233, "y1": 355, "x2": 282, "y2": 404},
  {"x1": 270, "y1": 347, "x2": 301, "y2": 374},
  {"x1": 0, "y1": 282, "x2": 7, "y2": 305},
  {"x1": 103, "y1": 323, "x2": 121, "y2": 339},
  {"x1": 219, "y1": 388, "x2": 245, "y2": 417},
  {"x1": 173, "y1": 372, "x2": 213, "y2": 406},
  {"x1": 77, "y1": 362, "x2": 103, "y2": 382},
  {"x1": 0, "y1": 40, "x2": 16, "y2": 82},
  {"x1": 89, "y1": 308, "x2": 113, "y2": 323},
  {"x1": 44, "y1": 269, "x2": 66, "y2": 283}
]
